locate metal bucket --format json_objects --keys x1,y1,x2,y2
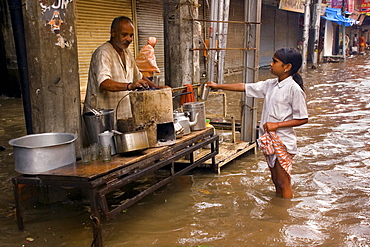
[
  {"x1": 83, "y1": 109, "x2": 114, "y2": 144},
  {"x1": 182, "y1": 102, "x2": 206, "y2": 130},
  {"x1": 9, "y1": 133, "x2": 77, "y2": 174}
]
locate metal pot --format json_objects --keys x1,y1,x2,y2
[
  {"x1": 173, "y1": 112, "x2": 198, "y2": 135},
  {"x1": 182, "y1": 102, "x2": 206, "y2": 130},
  {"x1": 114, "y1": 130, "x2": 149, "y2": 154},
  {"x1": 9, "y1": 133, "x2": 77, "y2": 174}
]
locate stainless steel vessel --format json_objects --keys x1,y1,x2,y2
[
  {"x1": 83, "y1": 109, "x2": 114, "y2": 145},
  {"x1": 173, "y1": 112, "x2": 198, "y2": 135},
  {"x1": 114, "y1": 130, "x2": 150, "y2": 154},
  {"x1": 9, "y1": 133, "x2": 77, "y2": 174},
  {"x1": 182, "y1": 102, "x2": 206, "y2": 130}
]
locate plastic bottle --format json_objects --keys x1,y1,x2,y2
[
  {"x1": 206, "y1": 119, "x2": 214, "y2": 131},
  {"x1": 205, "y1": 119, "x2": 214, "y2": 148}
]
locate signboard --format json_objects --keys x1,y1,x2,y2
[
  {"x1": 361, "y1": 0, "x2": 370, "y2": 13},
  {"x1": 279, "y1": 0, "x2": 305, "y2": 13},
  {"x1": 328, "y1": 0, "x2": 355, "y2": 12}
]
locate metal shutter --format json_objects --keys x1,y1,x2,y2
[
  {"x1": 75, "y1": 0, "x2": 133, "y2": 100},
  {"x1": 136, "y1": 0, "x2": 165, "y2": 79}
]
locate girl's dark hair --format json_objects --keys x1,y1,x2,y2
[{"x1": 274, "y1": 47, "x2": 304, "y2": 91}]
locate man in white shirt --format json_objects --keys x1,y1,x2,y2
[{"x1": 84, "y1": 16, "x2": 159, "y2": 118}]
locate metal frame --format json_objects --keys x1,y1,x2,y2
[{"x1": 12, "y1": 128, "x2": 218, "y2": 247}]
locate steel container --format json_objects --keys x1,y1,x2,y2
[
  {"x1": 9, "y1": 133, "x2": 77, "y2": 174},
  {"x1": 114, "y1": 130, "x2": 149, "y2": 154},
  {"x1": 200, "y1": 83, "x2": 210, "y2": 100},
  {"x1": 182, "y1": 102, "x2": 206, "y2": 130},
  {"x1": 83, "y1": 109, "x2": 114, "y2": 145},
  {"x1": 98, "y1": 131, "x2": 116, "y2": 155}
]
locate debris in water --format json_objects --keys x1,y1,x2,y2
[
  {"x1": 197, "y1": 189, "x2": 211, "y2": 195},
  {"x1": 26, "y1": 237, "x2": 34, "y2": 242}
]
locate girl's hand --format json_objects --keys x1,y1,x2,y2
[
  {"x1": 263, "y1": 119, "x2": 308, "y2": 132},
  {"x1": 205, "y1": 81, "x2": 218, "y2": 89},
  {"x1": 263, "y1": 122, "x2": 279, "y2": 132}
]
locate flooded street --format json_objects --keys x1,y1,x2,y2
[{"x1": 1, "y1": 54, "x2": 370, "y2": 246}]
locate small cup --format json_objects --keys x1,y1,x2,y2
[
  {"x1": 90, "y1": 143, "x2": 99, "y2": 161},
  {"x1": 80, "y1": 147, "x2": 91, "y2": 164},
  {"x1": 101, "y1": 145, "x2": 111, "y2": 162}
]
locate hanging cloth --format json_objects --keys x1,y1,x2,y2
[
  {"x1": 179, "y1": 84, "x2": 195, "y2": 106},
  {"x1": 258, "y1": 131, "x2": 294, "y2": 180}
]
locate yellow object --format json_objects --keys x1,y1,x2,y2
[{"x1": 205, "y1": 119, "x2": 214, "y2": 136}]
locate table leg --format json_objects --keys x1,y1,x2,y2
[
  {"x1": 13, "y1": 178, "x2": 24, "y2": 230},
  {"x1": 211, "y1": 138, "x2": 219, "y2": 174},
  {"x1": 88, "y1": 188, "x2": 103, "y2": 247},
  {"x1": 12, "y1": 178, "x2": 24, "y2": 230}
]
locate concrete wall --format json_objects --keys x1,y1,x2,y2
[
  {"x1": 22, "y1": 0, "x2": 81, "y2": 146},
  {"x1": 163, "y1": 0, "x2": 200, "y2": 89}
]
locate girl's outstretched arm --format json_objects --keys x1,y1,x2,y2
[
  {"x1": 206, "y1": 81, "x2": 245, "y2": 92},
  {"x1": 263, "y1": 118, "x2": 308, "y2": 132}
]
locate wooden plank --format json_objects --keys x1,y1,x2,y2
[
  {"x1": 217, "y1": 142, "x2": 256, "y2": 166},
  {"x1": 192, "y1": 141, "x2": 256, "y2": 173}
]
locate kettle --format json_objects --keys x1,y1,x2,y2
[{"x1": 173, "y1": 111, "x2": 198, "y2": 135}]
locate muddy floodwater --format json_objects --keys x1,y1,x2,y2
[{"x1": 1, "y1": 54, "x2": 370, "y2": 246}]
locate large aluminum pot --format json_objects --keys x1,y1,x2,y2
[
  {"x1": 9, "y1": 133, "x2": 77, "y2": 174},
  {"x1": 114, "y1": 130, "x2": 149, "y2": 154}
]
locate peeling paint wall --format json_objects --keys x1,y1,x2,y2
[
  {"x1": 40, "y1": 0, "x2": 73, "y2": 48},
  {"x1": 22, "y1": 0, "x2": 81, "y2": 147}
]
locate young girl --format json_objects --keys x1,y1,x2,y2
[{"x1": 206, "y1": 47, "x2": 308, "y2": 198}]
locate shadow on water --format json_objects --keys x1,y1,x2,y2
[{"x1": 1, "y1": 54, "x2": 370, "y2": 246}]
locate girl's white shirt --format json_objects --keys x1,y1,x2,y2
[{"x1": 245, "y1": 76, "x2": 308, "y2": 154}]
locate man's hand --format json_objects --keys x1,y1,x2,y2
[{"x1": 131, "y1": 79, "x2": 149, "y2": 90}]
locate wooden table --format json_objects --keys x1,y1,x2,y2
[{"x1": 12, "y1": 127, "x2": 218, "y2": 247}]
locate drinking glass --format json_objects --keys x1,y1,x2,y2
[
  {"x1": 80, "y1": 147, "x2": 91, "y2": 164},
  {"x1": 90, "y1": 143, "x2": 99, "y2": 161},
  {"x1": 101, "y1": 145, "x2": 111, "y2": 162}
]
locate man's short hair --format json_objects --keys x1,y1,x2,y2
[{"x1": 111, "y1": 16, "x2": 133, "y2": 31}]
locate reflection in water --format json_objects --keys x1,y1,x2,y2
[{"x1": 1, "y1": 55, "x2": 370, "y2": 246}]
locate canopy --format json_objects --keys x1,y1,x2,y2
[{"x1": 322, "y1": 7, "x2": 356, "y2": 26}]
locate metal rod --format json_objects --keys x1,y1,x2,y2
[
  {"x1": 8, "y1": 0, "x2": 33, "y2": 134},
  {"x1": 301, "y1": 0, "x2": 311, "y2": 72},
  {"x1": 231, "y1": 116, "x2": 236, "y2": 143},
  {"x1": 192, "y1": 47, "x2": 256, "y2": 51},
  {"x1": 312, "y1": 0, "x2": 322, "y2": 69},
  {"x1": 171, "y1": 83, "x2": 201, "y2": 93},
  {"x1": 183, "y1": 18, "x2": 261, "y2": 25},
  {"x1": 218, "y1": 0, "x2": 225, "y2": 84}
]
